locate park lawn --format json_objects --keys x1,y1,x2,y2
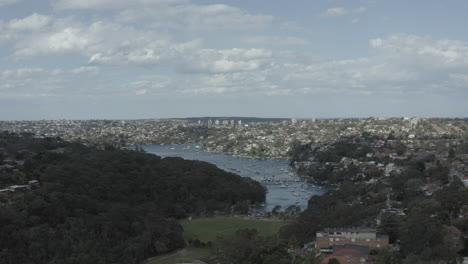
[
  {"x1": 180, "y1": 217, "x2": 285, "y2": 243},
  {"x1": 145, "y1": 217, "x2": 284, "y2": 264},
  {"x1": 145, "y1": 247, "x2": 211, "y2": 264}
]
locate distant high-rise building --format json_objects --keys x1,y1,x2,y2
[
  {"x1": 198, "y1": 120, "x2": 201, "y2": 125},
  {"x1": 409, "y1": 117, "x2": 421, "y2": 128},
  {"x1": 238, "y1": 120, "x2": 242, "y2": 126},
  {"x1": 230, "y1": 120, "x2": 235, "y2": 126},
  {"x1": 311, "y1": 117, "x2": 316, "y2": 123},
  {"x1": 215, "y1": 120, "x2": 220, "y2": 125},
  {"x1": 291, "y1": 118, "x2": 298, "y2": 125},
  {"x1": 208, "y1": 120, "x2": 213, "y2": 126},
  {"x1": 222, "y1": 120, "x2": 229, "y2": 125}
]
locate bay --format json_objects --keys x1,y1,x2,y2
[{"x1": 143, "y1": 143, "x2": 329, "y2": 211}]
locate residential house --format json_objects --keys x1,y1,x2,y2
[{"x1": 316, "y1": 227, "x2": 389, "y2": 252}]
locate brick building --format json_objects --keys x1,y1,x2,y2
[{"x1": 316, "y1": 227, "x2": 389, "y2": 252}]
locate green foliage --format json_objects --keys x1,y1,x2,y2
[
  {"x1": 0, "y1": 133, "x2": 266, "y2": 264},
  {"x1": 434, "y1": 184, "x2": 468, "y2": 218},
  {"x1": 399, "y1": 200, "x2": 459, "y2": 262},
  {"x1": 374, "y1": 248, "x2": 402, "y2": 264},
  {"x1": 395, "y1": 144, "x2": 407, "y2": 156},
  {"x1": 300, "y1": 250, "x2": 322, "y2": 264},
  {"x1": 327, "y1": 258, "x2": 341, "y2": 264},
  {"x1": 448, "y1": 148, "x2": 456, "y2": 159},
  {"x1": 212, "y1": 229, "x2": 291, "y2": 264},
  {"x1": 280, "y1": 182, "x2": 382, "y2": 243},
  {"x1": 378, "y1": 213, "x2": 403, "y2": 243}
]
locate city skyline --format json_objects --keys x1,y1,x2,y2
[{"x1": 1, "y1": 0, "x2": 468, "y2": 120}]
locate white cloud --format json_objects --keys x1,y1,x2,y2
[
  {"x1": 282, "y1": 34, "x2": 468, "y2": 96},
  {"x1": 178, "y1": 71, "x2": 275, "y2": 95},
  {"x1": 0, "y1": 67, "x2": 45, "y2": 78},
  {"x1": 15, "y1": 26, "x2": 92, "y2": 56},
  {"x1": 322, "y1": 6, "x2": 366, "y2": 17},
  {"x1": 323, "y1": 7, "x2": 349, "y2": 17},
  {"x1": 54, "y1": 1, "x2": 273, "y2": 31},
  {"x1": 8, "y1": 13, "x2": 52, "y2": 31},
  {"x1": 354, "y1": 7, "x2": 366, "y2": 13},
  {"x1": 71, "y1": 66, "x2": 99, "y2": 74},
  {"x1": 52, "y1": 0, "x2": 189, "y2": 9},
  {"x1": 177, "y1": 48, "x2": 272, "y2": 73},
  {"x1": 369, "y1": 34, "x2": 468, "y2": 66},
  {"x1": 243, "y1": 35, "x2": 307, "y2": 45},
  {"x1": 13, "y1": 19, "x2": 191, "y2": 63},
  {"x1": 135, "y1": 89, "x2": 147, "y2": 95},
  {"x1": 128, "y1": 76, "x2": 171, "y2": 95},
  {"x1": 117, "y1": 4, "x2": 273, "y2": 31},
  {"x1": 0, "y1": 67, "x2": 66, "y2": 96}
]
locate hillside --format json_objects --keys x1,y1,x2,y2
[{"x1": 0, "y1": 132, "x2": 266, "y2": 264}]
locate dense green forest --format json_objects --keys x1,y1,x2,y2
[{"x1": 0, "y1": 132, "x2": 266, "y2": 264}]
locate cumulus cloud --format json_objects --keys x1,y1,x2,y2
[
  {"x1": 369, "y1": 34, "x2": 468, "y2": 66},
  {"x1": 13, "y1": 19, "x2": 200, "y2": 66},
  {"x1": 0, "y1": 67, "x2": 64, "y2": 97},
  {"x1": 8, "y1": 13, "x2": 52, "y2": 31},
  {"x1": 282, "y1": 34, "x2": 468, "y2": 96},
  {"x1": 323, "y1": 7, "x2": 349, "y2": 17},
  {"x1": 128, "y1": 76, "x2": 171, "y2": 96},
  {"x1": 1, "y1": 0, "x2": 467, "y2": 103},
  {"x1": 53, "y1": 0, "x2": 273, "y2": 31},
  {"x1": 70, "y1": 66, "x2": 99, "y2": 74},
  {"x1": 52, "y1": 0, "x2": 189, "y2": 10},
  {"x1": 322, "y1": 6, "x2": 366, "y2": 17},
  {"x1": 242, "y1": 35, "x2": 307, "y2": 45},
  {"x1": 117, "y1": 4, "x2": 273, "y2": 31},
  {"x1": 0, "y1": 67, "x2": 45, "y2": 78},
  {"x1": 178, "y1": 71, "x2": 276, "y2": 95},
  {"x1": 177, "y1": 48, "x2": 272, "y2": 73}
]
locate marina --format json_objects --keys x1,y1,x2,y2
[{"x1": 143, "y1": 143, "x2": 330, "y2": 211}]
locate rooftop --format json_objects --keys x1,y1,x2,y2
[{"x1": 321, "y1": 227, "x2": 377, "y2": 233}]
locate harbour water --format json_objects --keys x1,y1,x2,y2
[{"x1": 143, "y1": 144, "x2": 330, "y2": 211}]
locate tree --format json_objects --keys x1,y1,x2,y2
[
  {"x1": 327, "y1": 258, "x2": 341, "y2": 264},
  {"x1": 302, "y1": 249, "x2": 322, "y2": 264},
  {"x1": 272, "y1": 205, "x2": 282, "y2": 216},
  {"x1": 285, "y1": 205, "x2": 301, "y2": 215},
  {"x1": 375, "y1": 248, "x2": 402, "y2": 264},
  {"x1": 213, "y1": 229, "x2": 291, "y2": 264},
  {"x1": 448, "y1": 148, "x2": 456, "y2": 159},
  {"x1": 378, "y1": 213, "x2": 403, "y2": 243},
  {"x1": 396, "y1": 144, "x2": 407, "y2": 156}
]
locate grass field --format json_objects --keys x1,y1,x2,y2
[
  {"x1": 180, "y1": 217, "x2": 285, "y2": 242},
  {"x1": 146, "y1": 217, "x2": 285, "y2": 264},
  {"x1": 145, "y1": 248, "x2": 211, "y2": 264}
]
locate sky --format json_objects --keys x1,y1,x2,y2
[{"x1": 0, "y1": 0, "x2": 467, "y2": 120}]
